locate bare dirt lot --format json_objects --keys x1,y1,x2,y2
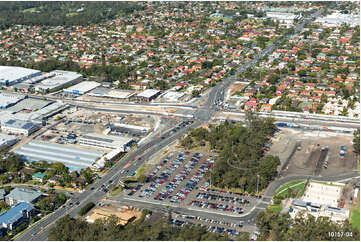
[{"x1": 269, "y1": 128, "x2": 357, "y2": 177}]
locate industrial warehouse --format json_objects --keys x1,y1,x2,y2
[
  {"x1": 34, "y1": 70, "x2": 83, "y2": 93},
  {"x1": 0, "y1": 119, "x2": 39, "y2": 136},
  {"x1": 0, "y1": 134, "x2": 18, "y2": 150},
  {"x1": 14, "y1": 141, "x2": 104, "y2": 170},
  {"x1": 63, "y1": 81, "x2": 101, "y2": 95},
  {"x1": 0, "y1": 92, "x2": 26, "y2": 109},
  {"x1": 0, "y1": 66, "x2": 41, "y2": 86}
]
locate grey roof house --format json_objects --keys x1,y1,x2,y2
[{"x1": 5, "y1": 188, "x2": 42, "y2": 206}]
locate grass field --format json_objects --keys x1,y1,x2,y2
[
  {"x1": 267, "y1": 204, "x2": 283, "y2": 213},
  {"x1": 109, "y1": 186, "x2": 123, "y2": 197},
  {"x1": 350, "y1": 191, "x2": 360, "y2": 231},
  {"x1": 66, "y1": 12, "x2": 79, "y2": 17},
  {"x1": 210, "y1": 16, "x2": 232, "y2": 22},
  {"x1": 275, "y1": 179, "x2": 306, "y2": 196}
]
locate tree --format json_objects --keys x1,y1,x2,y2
[
  {"x1": 192, "y1": 90, "x2": 201, "y2": 97},
  {"x1": 256, "y1": 209, "x2": 359, "y2": 241},
  {"x1": 353, "y1": 129, "x2": 360, "y2": 155}
]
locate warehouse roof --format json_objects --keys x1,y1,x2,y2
[
  {"x1": 0, "y1": 134, "x2": 18, "y2": 147},
  {"x1": 161, "y1": 91, "x2": 185, "y2": 101},
  {"x1": 136, "y1": 89, "x2": 161, "y2": 98},
  {"x1": 34, "y1": 70, "x2": 82, "y2": 90},
  {"x1": 14, "y1": 141, "x2": 103, "y2": 170},
  {"x1": 88, "y1": 88, "x2": 135, "y2": 99},
  {"x1": 0, "y1": 92, "x2": 26, "y2": 108},
  {"x1": 0, "y1": 66, "x2": 41, "y2": 83},
  {"x1": 6, "y1": 98, "x2": 53, "y2": 113},
  {"x1": 63, "y1": 81, "x2": 101, "y2": 94},
  {"x1": 0, "y1": 202, "x2": 34, "y2": 226}
]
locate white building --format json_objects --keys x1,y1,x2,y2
[
  {"x1": 88, "y1": 88, "x2": 135, "y2": 100},
  {"x1": 0, "y1": 119, "x2": 39, "y2": 136},
  {"x1": 0, "y1": 66, "x2": 41, "y2": 86},
  {"x1": 0, "y1": 134, "x2": 18, "y2": 149},
  {"x1": 34, "y1": 70, "x2": 82, "y2": 93},
  {"x1": 79, "y1": 133, "x2": 135, "y2": 151},
  {"x1": 63, "y1": 81, "x2": 101, "y2": 95},
  {"x1": 266, "y1": 12, "x2": 300, "y2": 27},
  {"x1": 289, "y1": 181, "x2": 350, "y2": 222}
]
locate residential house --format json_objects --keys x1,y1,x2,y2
[
  {"x1": 5, "y1": 188, "x2": 42, "y2": 206},
  {"x1": 32, "y1": 172, "x2": 46, "y2": 182}
]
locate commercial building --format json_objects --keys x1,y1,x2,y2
[
  {"x1": 5, "y1": 188, "x2": 42, "y2": 206},
  {"x1": 14, "y1": 141, "x2": 103, "y2": 171},
  {"x1": 63, "y1": 81, "x2": 101, "y2": 95},
  {"x1": 0, "y1": 66, "x2": 41, "y2": 86},
  {"x1": 79, "y1": 133, "x2": 135, "y2": 151},
  {"x1": 0, "y1": 92, "x2": 26, "y2": 110},
  {"x1": 85, "y1": 205, "x2": 139, "y2": 226},
  {"x1": 34, "y1": 70, "x2": 82, "y2": 93},
  {"x1": 131, "y1": 89, "x2": 161, "y2": 102},
  {"x1": 266, "y1": 12, "x2": 301, "y2": 27},
  {"x1": 0, "y1": 202, "x2": 34, "y2": 232},
  {"x1": 0, "y1": 134, "x2": 18, "y2": 150},
  {"x1": 88, "y1": 88, "x2": 135, "y2": 100},
  {"x1": 0, "y1": 119, "x2": 39, "y2": 136},
  {"x1": 315, "y1": 13, "x2": 360, "y2": 27}
]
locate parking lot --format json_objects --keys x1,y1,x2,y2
[
  {"x1": 124, "y1": 150, "x2": 260, "y2": 216},
  {"x1": 170, "y1": 214, "x2": 243, "y2": 237}
]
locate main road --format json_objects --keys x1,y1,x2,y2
[{"x1": 17, "y1": 8, "x2": 330, "y2": 241}]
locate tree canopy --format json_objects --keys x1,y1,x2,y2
[
  {"x1": 256, "y1": 209, "x2": 359, "y2": 241},
  {"x1": 179, "y1": 112, "x2": 279, "y2": 194},
  {"x1": 48, "y1": 212, "x2": 230, "y2": 241}
]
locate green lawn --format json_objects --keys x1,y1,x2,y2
[
  {"x1": 350, "y1": 191, "x2": 360, "y2": 231},
  {"x1": 268, "y1": 204, "x2": 283, "y2": 213}
]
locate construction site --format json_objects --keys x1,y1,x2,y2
[{"x1": 269, "y1": 128, "x2": 357, "y2": 177}]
